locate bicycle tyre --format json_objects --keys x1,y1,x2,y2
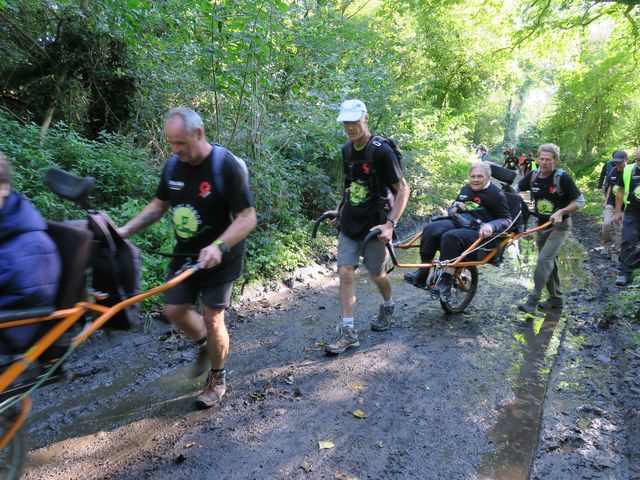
[
  {"x1": 0, "y1": 409, "x2": 27, "y2": 480},
  {"x1": 440, "y1": 266, "x2": 478, "y2": 314}
]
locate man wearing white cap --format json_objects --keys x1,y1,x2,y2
[{"x1": 323, "y1": 99, "x2": 410, "y2": 354}]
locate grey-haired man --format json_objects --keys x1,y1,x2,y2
[
  {"x1": 119, "y1": 107, "x2": 257, "y2": 408},
  {"x1": 322, "y1": 100, "x2": 410, "y2": 354}
]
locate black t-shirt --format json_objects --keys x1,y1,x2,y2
[
  {"x1": 517, "y1": 169, "x2": 582, "y2": 222},
  {"x1": 454, "y1": 183, "x2": 511, "y2": 232},
  {"x1": 155, "y1": 147, "x2": 255, "y2": 283},
  {"x1": 338, "y1": 138, "x2": 404, "y2": 240},
  {"x1": 605, "y1": 166, "x2": 623, "y2": 208},
  {"x1": 504, "y1": 156, "x2": 518, "y2": 170},
  {"x1": 617, "y1": 164, "x2": 640, "y2": 213}
]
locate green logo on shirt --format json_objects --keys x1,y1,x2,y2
[
  {"x1": 173, "y1": 206, "x2": 199, "y2": 239},
  {"x1": 536, "y1": 199, "x2": 554, "y2": 215},
  {"x1": 634, "y1": 185, "x2": 640, "y2": 199},
  {"x1": 349, "y1": 181, "x2": 369, "y2": 206}
]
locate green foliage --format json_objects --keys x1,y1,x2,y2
[
  {"x1": 605, "y1": 288, "x2": 640, "y2": 323},
  {"x1": 246, "y1": 224, "x2": 314, "y2": 280},
  {"x1": 0, "y1": 111, "x2": 156, "y2": 218},
  {"x1": 2, "y1": 0, "x2": 638, "y2": 310}
]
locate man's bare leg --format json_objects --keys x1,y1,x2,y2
[
  {"x1": 370, "y1": 272, "x2": 392, "y2": 301},
  {"x1": 338, "y1": 265, "x2": 357, "y2": 319},
  {"x1": 202, "y1": 306, "x2": 228, "y2": 370},
  {"x1": 164, "y1": 304, "x2": 206, "y2": 340}
]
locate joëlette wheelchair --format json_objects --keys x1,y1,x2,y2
[
  {"x1": 312, "y1": 163, "x2": 551, "y2": 314},
  {"x1": 0, "y1": 169, "x2": 198, "y2": 480}
]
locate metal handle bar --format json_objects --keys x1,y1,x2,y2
[
  {"x1": 311, "y1": 212, "x2": 337, "y2": 238},
  {"x1": 362, "y1": 228, "x2": 382, "y2": 252}
]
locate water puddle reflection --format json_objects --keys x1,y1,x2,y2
[
  {"x1": 478, "y1": 232, "x2": 589, "y2": 479},
  {"x1": 477, "y1": 309, "x2": 565, "y2": 479}
]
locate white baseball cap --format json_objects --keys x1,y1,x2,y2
[{"x1": 336, "y1": 99, "x2": 367, "y2": 122}]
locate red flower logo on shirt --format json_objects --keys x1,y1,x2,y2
[
  {"x1": 362, "y1": 163, "x2": 370, "y2": 175},
  {"x1": 199, "y1": 181, "x2": 212, "y2": 198},
  {"x1": 473, "y1": 197, "x2": 481, "y2": 204},
  {"x1": 549, "y1": 186, "x2": 556, "y2": 194}
]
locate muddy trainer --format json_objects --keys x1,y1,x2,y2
[
  {"x1": 322, "y1": 99, "x2": 409, "y2": 354},
  {"x1": 118, "y1": 107, "x2": 257, "y2": 408}
]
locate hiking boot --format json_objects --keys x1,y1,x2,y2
[
  {"x1": 325, "y1": 327, "x2": 359, "y2": 354},
  {"x1": 539, "y1": 297, "x2": 564, "y2": 309},
  {"x1": 191, "y1": 342, "x2": 209, "y2": 378},
  {"x1": 196, "y1": 369, "x2": 226, "y2": 408},
  {"x1": 371, "y1": 304, "x2": 396, "y2": 331},
  {"x1": 426, "y1": 283, "x2": 439, "y2": 297},
  {"x1": 403, "y1": 269, "x2": 429, "y2": 289},
  {"x1": 439, "y1": 273, "x2": 454, "y2": 302},
  {"x1": 616, "y1": 274, "x2": 630, "y2": 286},
  {"x1": 517, "y1": 297, "x2": 538, "y2": 314}
]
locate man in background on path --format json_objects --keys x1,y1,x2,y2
[
  {"x1": 601, "y1": 151, "x2": 626, "y2": 263},
  {"x1": 118, "y1": 107, "x2": 256, "y2": 408},
  {"x1": 322, "y1": 100, "x2": 409, "y2": 354},
  {"x1": 614, "y1": 147, "x2": 640, "y2": 286}
]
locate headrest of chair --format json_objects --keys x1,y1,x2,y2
[
  {"x1": 490, "y1": 164, "x2": 517, "y2": 185},
  {"x1": 44, "y1": 168, "x2": 95, "y2": 204}
]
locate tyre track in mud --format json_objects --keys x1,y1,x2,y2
[{"x1": 20, "y1": 215, "x2": 633, "y2": 480}]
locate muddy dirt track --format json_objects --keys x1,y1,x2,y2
[{"x1": 20, "y1": 214, "x2": 640, "y2": 480}]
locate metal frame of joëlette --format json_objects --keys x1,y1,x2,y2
[
  {"x1": 386, "y1": 221, "x2": 552, "y2": 269},
  {"x1": 0, "y1": 265, "x2": 199, "y2": 450}
]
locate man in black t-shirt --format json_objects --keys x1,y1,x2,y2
[
  {"x1": 515, "y1": 143, "x2": 584, "y2": 313},
  {"x1": 523, "y1": 152, "x2": 534, "y2": 175},
  {"x1": 322, "y1": 100, "x2": 409, "y2": 354},
  {"x1": 601, "y1": 151, "x2": 626, "y2": 261},
  {"x1": 503, "y1": 148, "x2": 518, "y2": 171},
  {"x1": 614, "y1": 147, "x2": 640, "y2": 285},
  {"x1": 118, "y1": 107, "x2": 257, "y2": 408}
]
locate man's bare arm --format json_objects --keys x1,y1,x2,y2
[
  {"x1": 387, "y1": 178, "x2": 410, "y2": 224},
  {"x1": 118, "y1": 198, "x2": 170, "y2": 238}
]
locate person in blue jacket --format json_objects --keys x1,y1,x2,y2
[{"x1": 0, "y1": 153, "x2": 61, "y2": 353}]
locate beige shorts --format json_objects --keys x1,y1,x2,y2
[{"x1": 337, "y1": 231, "x2": 389, "y2": 276}]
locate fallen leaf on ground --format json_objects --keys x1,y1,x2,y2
[
  {"x1": 318, "y1": 440, "x2": 335, "y2": 450},
  {"x1": 335, "y1": 471, "x2": 360, "y2": 480},
  {"x1": 185, "y1": 442, "x2": 195, "y2": 448},
  {"x1": 284, "y1": 375, "x2": 294, "y2": 385},
  {"x1": 250, "y1": 392, "x2": 265, "y2": 401},
  {"x1": 314, "y1": 340, "x2": 326, "y2": 347},
  {"x1": 353, "y1": 409, "x2": 367, "y2": 419},
  {"x1": 348, "y1": 383, "x2": 365, "y2": 391},
  {"x1": 376, "y1": 441, "x2": 384, "y2": 448}
]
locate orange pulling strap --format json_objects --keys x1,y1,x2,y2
[
  {"x1": 72, "y1": 266, "x2": 197, "y2": 346},
  {"x1": 0, "y1": 397, "x2": 31, "y2": 450},
  {"x1": 0, "y1": 309, "x2": 85, "y2": 393}
]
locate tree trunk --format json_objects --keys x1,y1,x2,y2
[
  {"x1": 39, "y1": 64, "x2": 69, "y2": 141},
  {"x1": 502, "y1": 81, "x2": 531, "y2": 148}
]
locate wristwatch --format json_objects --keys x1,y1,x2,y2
[
  {"x1": 213, "y1": 239, "x2": 230, "y2": 254},
  {"x1": 387, "y1": 218, "x2": 398, "y2": 228}
]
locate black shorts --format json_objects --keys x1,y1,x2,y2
[{"x1": 164, "y1": 269, "x2": 234, "y2": 309}]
